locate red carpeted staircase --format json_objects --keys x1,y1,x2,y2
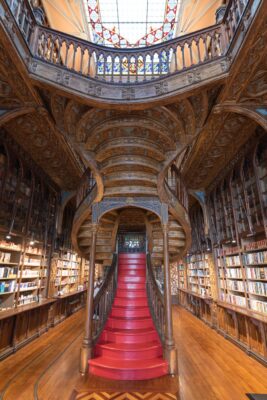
[{"x1": 89, "y1": 252, "x2": 168, "y2": 380}]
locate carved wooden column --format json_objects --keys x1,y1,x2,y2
[
  {"x1": 162, "y1": 223, "x2": 178, "y2": 375},
  {"x1": 80, "y1": 223, "x2": 98, "y2": 375}
]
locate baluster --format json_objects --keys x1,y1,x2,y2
[
  {"x1": 103, "y1": 55, "x2": 106, "y2": 81},
  {"x1": 119, "y1": 56, "x2": 123, "y2": 83},
  {"x1": 135, "y1": 56, "x2": 138, "y2": 82},
  {"x1": 65, "y1": 42, "x2": 70, "y2": 68},
  {"x1": 87, "y1": 49, "x2": 91, "y2": 76},
  {"x1": 15, "y1": 0, "x2": 22, "y2": 22},
  {"x1": 127, "y1": 56, "x2": 130, "y2": 83},
  {"x1": 57, "y1": 40, "x2": 62, "y2": 64},
  {"x1": 181, "y1": 44, "x2": 185, "y2": 69},
  {"x1": 189, "y1": 42, "x2": 193, "y2": 66},
  {"x1": 196, "y1": 40, "x2": 201, "y2": 64},
  {"x1": 203, "y1": 36, "x2": 208, "y2": 60},
  {"x1": 159, "y1": 52, "x2": 162, "y2": 76},
  {"x1": 174, "y1": 46, "x2": 178, "y2": 72},
  {"x1": 143, "y1": 54, "x2": 147, "y2": 82},
  {"x1": 111, "y1": 56, "x2": 114, "y2": 83},
  {"x1": 80, "y1": 48, "x2": 84, "y2": 74},
  {"x1": 49, "y1": 37, "x2": 54, "y2": 62},
  {"x1": 72, "y1": 44, "x2": 77, "y2": 70}
]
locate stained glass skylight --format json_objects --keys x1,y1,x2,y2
[{"x1": 84, "y1": 0, "x2": 180, "y2": 48}]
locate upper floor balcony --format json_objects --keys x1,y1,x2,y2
[{"x1": 0, "y1": 0, "x2": 262, "y2": 104}]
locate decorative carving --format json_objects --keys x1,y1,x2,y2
[
  {"x1": 121, "y1": 87, "x2": 135, "y2": 100},
  {"x1": 87, "y1": 82, "x2": 102, "y2": 97},
  {"x1": 187, "y1": 71, "x2": 201, "y2": 84},
  {"x1": 155, "y1": 82, "x2": 168, "y2": 96}
]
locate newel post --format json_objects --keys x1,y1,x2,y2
[
  {"x1": 80, "y1": 222, "x2": 98, "y2": 375},
  {"x1": 162, "y1": 222, "x2": 178, "y2": 375}
]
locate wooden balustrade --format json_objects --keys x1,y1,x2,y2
[
  {"x1": 146, "y1": 253, "x2": 165, "y2": 344},
  {"x1": 5, "y1": 0, "x2": 252, "y2": 84},
  {"x1": 6, "y1": 0, "x2": 35, "y2": 43},
  {"x1": 92, "y1": 254, "x2": 118, "y2": 344},
  {"x1": 166, "y1": 164, "x2": 189, "y2": 212},
  {"x1": 32, "y1": 24, "x2": 223, "y2": 83},
  {"x1": 76, "y1": 168, "x2": 96, "y2": 209},
  {"x1": 223, "y1": 0, "x2": 249, "y2": 45}
]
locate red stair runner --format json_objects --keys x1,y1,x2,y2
[{"x1": 89, "y1": 252, "x2": 168, "y2": 380}]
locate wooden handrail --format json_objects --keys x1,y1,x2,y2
[
  {"x1": 4, "y1": 0, "x2": 253, "y2": 85},
  {"x1": 146, "y1": 253, "x2": 165, "y2": 344},
  {"x1": 76, "y1": 168, "x2": 96, "y2": 210},
  {"x1": 165, "y1": 164, "x2": 188, "y2": 212},
  {"x1": 92, "y1": 253, "x2": 118, "y2": 344}
]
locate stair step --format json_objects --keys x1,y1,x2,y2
[
  {"x1": 118, "y1": 264, "x2": 145, "y2": 270},
  {"x1": 100, "y1": 328, "x2": 159, "y2": 344},
  {"x1": 111, "y1": 306, "x2": 150, "y2": 318},
  {"x1": 113, "y1": 297, "x2": 148, "y2": 307},
  {"x1": 106, "y1": 317, "x2": 153, "y2": 330},
  {"x1": 117, "y1": 282, "x2": 145, "y2": 290},
  {"x1": 118, "y1": 276, "x2": 146, "y2": 283},
  {"x1": 119, "y1": 269, "x2": 146, "y2": 277},
  {"x1": 94, "y1": 341, "x2": 162, "y2": 360},
  {"x1": 116, "y1": 289, "x2": 147, "y2": 298},
  {"x1": 118, "y1": 253, "x2": 146, "y2": 260},
  {"x1": 89, "y1": 357, "x2": 168, "y2": 380}
]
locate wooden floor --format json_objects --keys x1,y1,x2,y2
[{"x1": 0, "y1": 306, "x2": 267, "y2": 400}]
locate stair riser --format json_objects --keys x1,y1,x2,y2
[
  {"x1": 116, "y1": 290, "x2": 147, "y2": 299},
  {"x1": 89, "y1": 364, "x2": 168, "y2": 381},
  {"x1": 94, "y1": 346, "x2": 162, "y2": 360},
  {"x1": 101, "y1": 330, "x2": 158, "y2": 344},
  {"x1": 107, "y1": 318, "x2": 153, "y2": 330},
  {"x1": 113, "y1": 298, "x2": 148, "y2": 307},
  {"x1": 111, "y1": 308, "x2": 150, "y2": 318}
]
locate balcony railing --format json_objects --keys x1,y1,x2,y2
[{"x1": 4, "y1": 0, "x2": 251, "y2": 84}]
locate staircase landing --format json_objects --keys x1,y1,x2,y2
[{"x1": 89, "y1": 253, "x2": 168, "y2": 380}]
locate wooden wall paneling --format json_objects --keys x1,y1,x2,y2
[{"x1": 0, "y1": 317, "x2": 15, "y2": 354}]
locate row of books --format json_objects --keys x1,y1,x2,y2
[
  {"x1": 225, "y1": 268, "x2": 243, "y2": 279},
  {"x1": 227, "y1": 280, "x2": 245, "y2": 292},
  {"x1": 0, "y1": 251, "x2": 12, "y2": 263},
  {"x1": 17, "y1": 281, "x2": 38, "y2": 290},
  {"x1": 243, "y1": 251, "x2": 267, "y2": 265},
  {"x1": 246, "y1": 267, "x2": 267, "y2": 280},
  {"x1": 58, "y1": 270, "x2": 79, "y2": 277},
  {"x1": 0, "y1": 280, "x2": 16, "y2": 293},
  {"x1": 188, "y1": 261, "x2": 209, "y2": 269},
  {"x1": 24, "y1": 257, "x2": 41, "y2": 266},
  {"x1": 250, "y1": 298, "x2": 267, "y2": 314},
  {"x1": 218, "y1": 255, "x2": 241, "y2": 267},
  {"x1": 0, "y1": 266, "x2": 18, "y2": 278},
  {"x1": 221, "y1": 292, "x2": 246, "y2": 307},
  {"x1": 18, "y1": 294, "x2": 38, "y2": 305},
  {"x1": 247, "y1": 281, "x2": 267, "y2": 296}
]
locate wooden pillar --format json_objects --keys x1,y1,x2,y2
[
  {"x1": 80, "y1": 223, "x2": 98, "y2": 375},
  {"x1": 162, "y1": 223, "x2": 178, "y2": 375}
]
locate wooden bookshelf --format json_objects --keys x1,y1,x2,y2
[
  {"x1": 54, "y1": 249, "x2": 84, "y2": 297},
  {"x1": 179, "y1": 136, "x2": 267, "y2": 364},
  {"x1": 186, "y1": 253, "x2": 212, "y2": 298}
]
